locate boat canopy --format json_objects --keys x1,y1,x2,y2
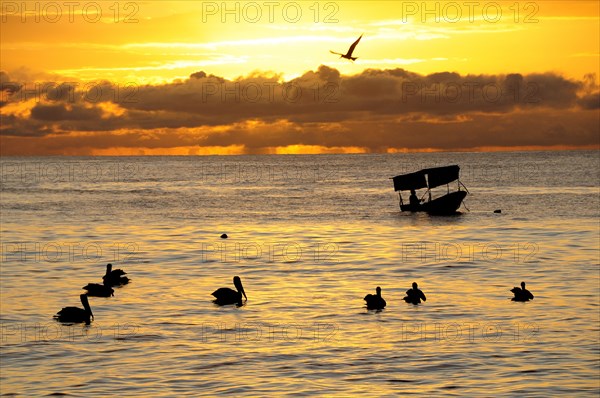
[{"x1": 392, "y1": 165, "x2": 460, "y2": 191}]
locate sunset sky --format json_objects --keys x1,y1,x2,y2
[{"x1": 1, "y1": 0, "x2": 599, "y2": 155}]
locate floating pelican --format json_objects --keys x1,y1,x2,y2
[
  {"x1": 364, "y1": 286, "x2": 386, "y2": 310},
  {"x1": 83, "y1": 282, "x2": 114, "y2": 297},
  {"x1": 102, "y1": 263, "x2": 130, "y2": 286},
  {"x1": 511, "y1": 281, "x2": 534, "y2": 301},
  {"x1": 330, "y1": 34, "x2": 363, "y2": 61},
  {"x1": 54, "y1": 294, "x2": 94, "y2": 324},
  {"x1": 212, "y1": 276, "x2": 247, "y2": 305},
  {"x1": 403, "y1": 282, "x2": 427, "y2": 305}
]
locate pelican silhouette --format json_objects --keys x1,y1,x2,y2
[
  {"x1": 364, "y1": 286, "x2": 386, "y2": 310},
  {"x1": 102, "y1": 263, "x2": 130, "y2": 286},
  {"x1": 330, "y1": 34, "x2": 363, "y2": 61},
  {"x1": 212, "y1": 276, "x2": 247, "y2": 305},
  {"x1": 83, "y1": 281, "x2": 114, "y2": 297},
  {"x1": 511, "y1": 281, "x2": 534, "y2": 301},
  {"x1": 403, "y1": 282, "x2": 427, "y2": 305},
  {"x1": 54, "y1": 294, "x2": 94, "y2": 324}
]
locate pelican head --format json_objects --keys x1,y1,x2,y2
[
  {"x1": 521, "y1": 281, "x2": 526, "y2": 289},
  {"x1": 106, "y1": 263, "x2": 113, "y2": 274},
  {"x1": 233, "y1": 276, "x2": 247, "y2": 300},
  {"x1": 412, "y1": 282, "x2": 418, "y2": 289},
  {"x1": 376, "y1": 286, "x2": 382, "y2": 296},
  {"x1": 80, "y1": 294, "x2": 94, "y2": 320}
]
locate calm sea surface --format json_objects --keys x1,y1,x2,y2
[{"x1": 1, "y1": 151, "x2": 599, "y2": 396}]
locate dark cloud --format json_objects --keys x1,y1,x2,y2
[
  {"x1": 577, "y1": 92, "x2": 600, "y2": 110},
  {"x1": 190, "y1": 71, "x2": 207, "y2": 79},
  {"x1": 30, "y1": 103, "x2": 103, "y2": 121},
  {"x1": 1, "y1": 66, "x2": 598, "y2": 154},
  {"x1": 1, "y1": 71, "x2": 23, "y2": 105}
]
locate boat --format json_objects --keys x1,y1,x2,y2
[{"x1": 391, "y1": 165, "x2": 468, "y2": 215}]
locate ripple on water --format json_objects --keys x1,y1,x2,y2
[{"x1": 1, "y1": 153, "x2": 599, "y2": 396}]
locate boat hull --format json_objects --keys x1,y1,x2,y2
[{"x1": 401, "y1": 191, "x2": 467, "y2": 215}]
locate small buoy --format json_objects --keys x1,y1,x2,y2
[
  {"x1": 220, "y1": 233, "x2": 228, "y2": 239},
  {"x1": 494, "y1": 209, "x2": 501, "y2": 214}
]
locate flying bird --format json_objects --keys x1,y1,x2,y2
[
  {"x1": 330, "y1": 34, "x2": 363, "y2": 61},
  {"x1": 212, "y1": 276, "x2": 247, "y2": 305}
]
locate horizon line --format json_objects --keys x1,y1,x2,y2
[{"x1": 1, "y1": 145, "x2": 598, "y2": 157}]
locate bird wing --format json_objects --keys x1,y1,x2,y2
[
  {"x1": 212, "y1": 287, "x2": 236, "y2": 298},
  {"x1": 347, "y1": 34, "x2": 363, "y2": 56},
  {"x1": 57, "y1": 306, "x2": 77, "y2": 314}
]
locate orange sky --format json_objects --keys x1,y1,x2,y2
[{"x1": 1, "y1": 1, "x2": 599, "y2": 155}]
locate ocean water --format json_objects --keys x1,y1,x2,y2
[{"x1": 1, "y1": 151, "x2": 599, "y2": 396}]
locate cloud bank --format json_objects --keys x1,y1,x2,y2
[{"x1": 1, "y1": 66, "x2": 598, "y2": 155}]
